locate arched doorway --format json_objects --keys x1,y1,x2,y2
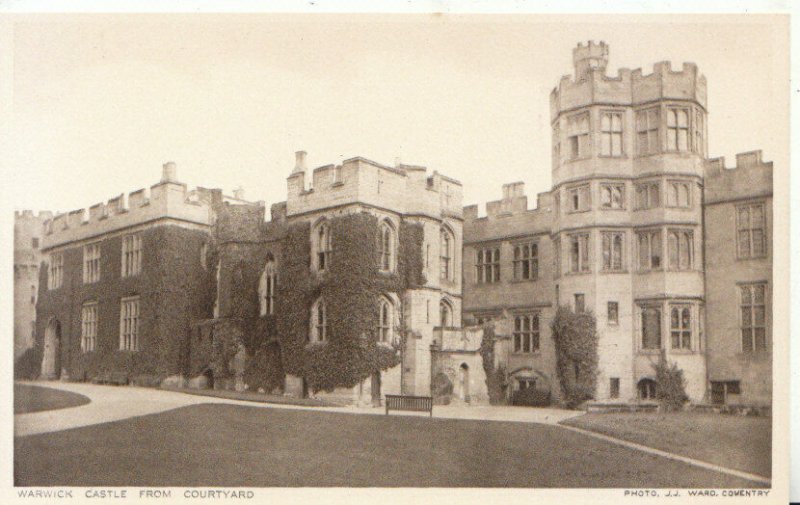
[
  {"x1": 638, "y1": 378, "x2": 657, "y2": 400},
  {"x1": 459, "y1": 363, "x2": 470, "y2": 402},
  {"x1": 40, "y1": 318, "x2": 61, "y2": 380}
]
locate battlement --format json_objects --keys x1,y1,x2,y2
[
  {"x1": 704, "y1": 150, "x2": 773, "y2": 204},
  {"x1": 286, "y1": 151, "x2": 462, "y2": 219},
  {"x1": 40, "y1": 163, "x2": 220, "y2": 250},
  {"x1": 14, "y1": 210, "x2": 54, "y2": 221},
  {"x1": 551, "y1": 43, "x2": 707, "y2": 121}
]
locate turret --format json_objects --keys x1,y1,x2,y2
[{"x1": 573, "y1": 40, "x2": 609, "y2": 81}]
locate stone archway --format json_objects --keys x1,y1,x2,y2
[{"x1": 40, "y1": 318, "x2": 61, "y2": 380}]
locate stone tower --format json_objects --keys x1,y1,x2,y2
[
  {"x1": 549, "y1": 42, "x2": 708, "y2": 401},
  {"x1": 14, "y1": 210, "x2": 51, "y2": 361}
]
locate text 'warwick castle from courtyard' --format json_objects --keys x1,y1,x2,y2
[{"x1": 14, "y1": 42, "x2": 772, "y2": 410}]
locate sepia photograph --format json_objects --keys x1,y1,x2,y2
[{"x1": 2, "y1": 4, "x2": 792, "y2": 503}]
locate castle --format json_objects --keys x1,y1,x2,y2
[{"x1": 19, "y1": 42, "x2": 773, "y2": 408}]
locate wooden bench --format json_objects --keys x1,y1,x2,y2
[{"x1": 385, "y1": 394, "x2": 433, "y2": 417}]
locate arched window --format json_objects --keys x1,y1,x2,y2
[
  {"x1": 440, "y1": 299, "x2": 453, "y2": 328},
  {"x1": 259, "y1": 254, "x2": 277, "y2": 316},
  {"x1": 310, "y1": 298, "x2": 327, "y2": 342},
  {"x1": 378, "y1": 221, "x2": 395, "y2": 272},
  {"x1": 312, "y1": 220, "x2": 332, "y2": 272},
  {"x1": 377, "y1": 296, "x2": 394, "y2": 343},
  {"x1": 440, "y1": 226, "x2": 454, "y2": 281},
  {"x1": 638, "y1": 378, "x2": 657, "y2": 400}
]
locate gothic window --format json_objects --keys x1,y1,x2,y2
[
  {"x1": 513, "y1": 242, "x2": 538, "y2": 281},
  {"x1": 607, "y1": 302, "x2": 619, "y2": 325},
  {"x1": 569, "y1": 233, "x2": 590, "y2": 273},
  {"x1": 600, "y1": 112, "x2": 624, "y2": 156},
  {"x1": 378, "y1": 220, "x2": 395, "y2": 272},
  {"x1": 567, "y1": 112, "x2": 590, "y2": 160},
  {"x1": 440, "y1": 299, "x2": 453, "y2": 328},
  {"x1": 670, "y1": 306, "x2": 692, "y2": 350},
  {"x1": 259, "y1": 255, "x2": 277, "y2": 316},
  {"x1": 600, "y1": 184, "x2": 624, "y2": 209},
  {"x1": 312, "y1": 221, "x2": 332, "y2": 272},
  {"x1": 310, "y1": 298, "x2": 327, "y2": 342},
  {"x1": 667, "y1": 230, "x2": 693, "y2": 270},
  {"x1": 377, "y1": 296, "x2": 395, "y2": 344},
  {"x1": 635, "y1": 182, "x2": 661, "y2": 209},
  {"x1": 637, "y1": 230, "x2": 662, "y2": 270},
  {"x1": 667, "y1": 107, "x2": 690, "y2": 151},
  {"x1": 602, "y1": 231, "x2": 624, "y2": 271},
  {"x1": 440, "y1": 227, "x2": 454, "y2": 281},
  {"x1": 667, "y1": 181, "x2": 691, "y2": 208},
  {"x1": 48, "y1": 253, "x2": 63, "y2": 290},
  {"x1": 568, "y1": 184, "x2": 591, "y2": 213}
]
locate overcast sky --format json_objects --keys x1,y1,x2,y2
[{"x1": 0, "y1": 13, "x2": 789, "y2": 215}]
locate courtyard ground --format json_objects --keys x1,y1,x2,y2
[
  {"x1": 561, "y1": 411, "x2": 771, "y2": 477},
  {"x1": 15, "y1": 402, "x2": 765, "y2": 488},
  {"x1": 14, "y1": 384, "x2": 90, "y2": 414}
]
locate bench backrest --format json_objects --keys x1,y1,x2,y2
[{"x1": 385, "y1": 395, "x2": 432, "y2": 411}]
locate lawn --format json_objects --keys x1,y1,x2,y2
[
  {"x1": 15, "y1": 403, "x2": 764, "y2": 488},
  {"x1": 14, "y1": 384, "x2": 91, "y2": 414},
  {"x1": 561, "y1": 411, "x2": 771, "y2": 477}
]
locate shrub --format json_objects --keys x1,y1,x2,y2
[
  {"x1": 551, "y1": 305, "x2": 599, "y2": 409},
  {"x1": 511, "y1": 387, "x2": 551, "y2": 407},
  {"x1": 653, "y1": 350, "x2": 688, "y2": 411},
  {"x1": 431, "y1": 372, "x2": 453, "y2": 405},
  {"x1": 14, "y1": 347, "x2": 41, "y2": 380}
]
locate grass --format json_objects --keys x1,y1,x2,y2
[
  {"x1": 14, "y1": 384, "x2": 91, "y2": 414},
  {"x1": 561, "y1": 411, "x2": 771, "y2": 477},
  {"x1": 159, "y1": 385, "x2": 341, "y2": 407},
  {"x1": 15, "y1": 403, "x2": 764, "y2": 488}
]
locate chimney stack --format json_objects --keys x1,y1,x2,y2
[
  {"x1": 233, "y1": 186, "x2": 245, "y2": 200},
  {"x1": 293, "y1": 151, "x2": 307, "y2": 174},
  {"x1": 161, "y1": 161, "x2": 177, "y2": 183}
]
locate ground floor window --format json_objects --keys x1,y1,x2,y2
[
  {"x1": 513, "y1": 314, "x2": 540, "y2": 353},
  {"x1": 711, "y1": 380, "x2": 741, "y2": 405},
  {"x1": 638, "y1": 378, "x2": 657, "y2": 400},
  {"x1": 119, "y1": 297, "x2": 140, "y2": 351},
  {"x1": 81, "y1": 303, "x2": 98, "y2": 352},
  {"x1": 610, "y1": 377, "x2": 620, "y2": 399}
]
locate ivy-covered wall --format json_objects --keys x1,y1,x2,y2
[{"x1": 35, "y1": 225, "x2": 215, "y2": 382}]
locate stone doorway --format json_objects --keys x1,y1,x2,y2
[
  {"x1": 40, "y1": 318, "x2": 61, "y2": 380},
  {"x1": 459, "y1": 363, "x2": 470, "y2": 403},
  {"x1": 370, "y1": 371, "x2": 382, "y2": 407}
]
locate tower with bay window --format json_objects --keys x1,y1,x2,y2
[{"x1": 549, "y1": 41, "x2": 708, "y2": 402}]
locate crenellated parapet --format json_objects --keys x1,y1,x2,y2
[
  {"x1": 704, "y1": 150, "x2": 773, "y2": 205},
  {"x1": 285, "y1": 151, "x2": 462, "y2": 220},
  {"x1": 463, "y1": 182, "x2": 553, "y2": 243},
  {"x1": 550, "y1": 42, "x2": 707, "y2": 122},
  {"x1": 41, "y1": 163, "x2": 221, "y2": 251}
]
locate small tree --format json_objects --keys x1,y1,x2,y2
[
  {"x1": 551, "y1": 306, "x2": 599, "y2": 409},
  {"x1": 653, "y1": 350, "x2": 688, "y2": 411}
]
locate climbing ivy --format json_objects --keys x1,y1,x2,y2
[
  {"x1": 478, "y1": 323, "x2": 508, "y2": 405},
  {"x1": 551, "y1": 305, "x2": 599, "y2": 408}
]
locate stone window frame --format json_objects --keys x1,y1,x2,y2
[
  {"x1": 666, "y1": 106, "x2": 691, "y2": 152},
  {"x1": 610, "y1": 377, "x2": 621, "y2": 399},
  {"x1": 259, "y1": 254, "x2": 277, "y2": 317},
  {"x1": 81, "y1": 301, "x2": 98, "y2": 353},
  {"x1": 739, "y1": 282, "x2": 768, "y2": 353},
  {"x1": 636, "y1": 106, "x2": 660, "y2": 156},
  {"x1": 377, "y1": 295, "x2": 400, "y2": 345},
  {"x1": 83, "y1": 242, "x2": 101, "y2": 284},
  {"x1": 439, "y1": 225, "x2": 456, "y2": 282},
  {"x1": 574, "y1": 293, "x2": 585, "y2": 313},
  {"x1": 439, "y1": 298, "x2": 454, "y2": 328},
  {"x1": 669, "y1": 304, "x2": 693, "y2": 351},
  {"x1": 607, "y1": 301, "x2": 619, "y2": 325},
  {"x1": 568, "y1": 232, "x2": 591, "y2": 274},
  {"x1": 599, "y1": 110, "x2": 625, "y2": 158},
  {"x1": 600, "y1": 182, "x2": 625, "y2": 210},
  {"x1": 311, "y1": 219, "x2": 333, "y2": 273},
  {"x1": 566, "y1": 183, "x2": 592, "y2": 214},
  {"x1": 694, "y1": 108, "x2": 706, "y2": 156},
  {"x1": 552, "y1": 121, "x2": 561, "y2": 169},
  {"x1": 601, "y1": 230, "x2": 625, "y2": 272},
  {"x1": 512, "y1": 312, "x2": 540, "y2": 354},
  {"x1": 638, "y1": 303, "x2": 663, "y2": 352},
  {"x1": 378, "y1": 219, "x2": 397, "y2": 273},
  {"x1": 48, "y1": 252, "x2": 64, "y2": 290},
  {"x1": 566, "y1": 111, "x2": 591, "y2": 161},
  {"x1": 121, "y1": 233, "x2": 143, "y2": 278},
  {"x1": 634, "y1": 180, "x2": 661, "y2": 210},
  {"x1": 736, "y1": 201, "x2": 768, "y2": 260},
  {"x1": 666, "y1": 180, "x2": 692, "y2": 209},
  {"x1": 475, "y1": 247, "x2": 500, "y2": 284},
  {"x1": 512, "y1": 241, "x2": 538, "y2": 281},
  {"x1": 119, "y1": 296, "x2": 140, "y2": 352},
  {"x1": 667, "y1": 228, "x2": 694, "y2": 271},
  {"x1": 309, "y1": 298, "x2": 328, "y2": 343},
  {"x1": 636, "y1": 229, "x2": 663, "y2": 271}
]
